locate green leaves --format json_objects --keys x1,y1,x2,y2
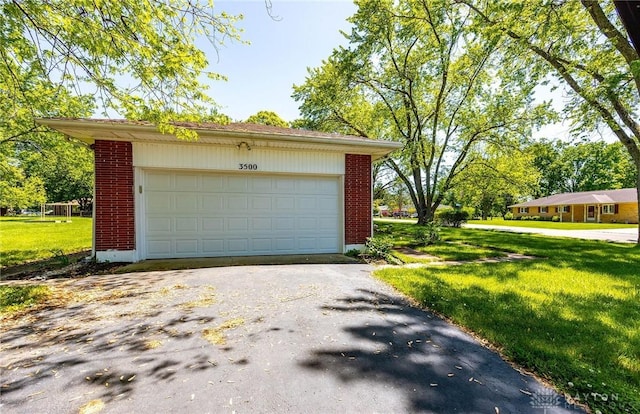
[
  {"x1": 245, "y1": 111, "x2": 289, "y2": 128},
  {"x1": 295, "y1": 0, "x2": 548, "y2": 223},
  {"x1": 1, "y1": 0, "x2": 243, "y2": 142}
]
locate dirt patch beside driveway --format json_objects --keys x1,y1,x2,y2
[{"x1": 1, "y1": 265, "x2": 581, "y2": 413}]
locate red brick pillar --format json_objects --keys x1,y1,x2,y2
[
  {"x1": 94, "y1": 140, "x2": 135, "y2": 252},
  {"x1": 344, "y1": 154, "x2": 372, "y2": 245}
]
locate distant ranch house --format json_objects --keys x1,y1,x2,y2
[
  {"x1": 509, "y1": 188, "x2": 638, "y2": 224},
  {"x1": 38, "y1": 118, "x2": 401, "y2": 263}
]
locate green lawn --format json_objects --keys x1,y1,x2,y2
[
  {"x1": 469, "y1": 217, "x2": 637, "y2": 230},
  {"x1": 0, "y1": 217, "x2": 92, "y2": 267},
  {"x1": 374, "y1": 221, "x2": 640, "y2": 413}
]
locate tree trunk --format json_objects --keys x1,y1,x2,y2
[{"x1": 636, "y1": 171, "x2": 640, "y2": 244}]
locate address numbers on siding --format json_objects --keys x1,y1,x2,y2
[{"x1": 239, "y1": 163, "x2": 258, "y2": 171}]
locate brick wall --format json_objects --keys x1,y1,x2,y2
[
  {"x1": 94, "y1": 140, "x2": 135, "y2": 251},
  {"x1": 344, "y1": 154, "x2": 372, "y2": 245}
]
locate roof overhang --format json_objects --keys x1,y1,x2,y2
[{"x1": 37, "y1": 118, "x2": 403, "y2": 160}]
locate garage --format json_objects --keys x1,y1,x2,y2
[
  {"x1": 144, "y1": 170, "x2": 340, "y2": 258},
  {"x1": 37, "y1": 118, "x2": 401, "y2": 263}
]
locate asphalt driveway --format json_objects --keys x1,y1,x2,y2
[{"x1": 1, "y1": 264, "x2": 582, "y2": 413}]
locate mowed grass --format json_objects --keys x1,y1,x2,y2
[
  {"x1": 469, "y1": 217, "x2": 637, "y2": 230},
  {"x1": 374, "y1": 221, "x2": 640, "y2": 413},
  {"x1": 0, "y1": 217, "x2": 92, "y2": 267}
]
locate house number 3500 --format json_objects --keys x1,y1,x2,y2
[{"x1": 239, "y1": 163, "x2": 258, "y2": 170}]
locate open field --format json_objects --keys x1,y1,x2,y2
[
  {"x1": 0, "y1": 217, "x2": 92, "y2": 268},
  {"x1": 374, "y1": 221, "x2": 640, "y2": 413}
]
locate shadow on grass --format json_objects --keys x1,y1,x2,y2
[
  {"x1": 298, "y1": 288, "x2": 581, "y2": 413},
  {"x1": 375, "y1": 264, "x2": 640, "y2": 413}
]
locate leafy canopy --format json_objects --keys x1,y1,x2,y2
[
  {"x1": 1, "y1": 0, "x2": 243, "y2": 141},
  {"x1": 245, "y1": 110, "x2": 289, "y2": 128},
  {"x1": 294, "y1": 0, "x2": 551, "y2": 224}
]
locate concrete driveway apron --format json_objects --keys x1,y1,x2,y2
[{"x1": 0, "y1": 264, "x2": 582, "y2": 413}]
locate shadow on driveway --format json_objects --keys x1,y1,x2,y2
[{"x1": 1, "y1": 265, "x2": 583, "y2": 413}]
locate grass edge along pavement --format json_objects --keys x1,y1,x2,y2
[{"x1": 373, "y1": 221, "x2": 640, "y2": 414}]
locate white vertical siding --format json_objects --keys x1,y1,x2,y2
[{"x1": 133, "y1": 142, "x2": 345, "y2": 175}]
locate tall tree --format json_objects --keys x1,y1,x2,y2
[
  {"x1": 527, "y1": 140, "x2": 637, "y2": 196},
  {"x1": 458, "y1": 0, "x2": 640, "y2": 240},
  {"x1": 452, "y1": 145, "x2": 539, "y2": 219},
  {"x1": 294, "y1": 0, "x2": 549, "y2": 224},
  {"x1": 1, "y1": 1, "x2": 242, "y2": 144},
  {"x1": 527, "y1": 139, "x2": 566, "y2": 198},
  {"x1": 245, "y1": 111, "x2": 289, "y2": 128}
]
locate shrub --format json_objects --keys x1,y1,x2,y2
[
  {"x1": 364, "y1": 236, "x2": 393, "y2": 261},
  {"x1": 413, "y1": 222, "x2": 441, "y2": 246},
  {"x1": 437, "y1": 208, "x2": 470, "y2": 227},
  {"x1": 530, "y1": 216, "x2": 541, "y2": 221},
  {"x1": 504, "y1": 212, "x2": 514, "y2": 220},
  {"x1": 552, "y1": 215, "x2": 560, "y2": 222}
]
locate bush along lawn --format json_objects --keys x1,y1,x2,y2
[
  {"x1": 374, "y1": 221, "x2": 640, "y2": 413},
  {"x1": 0, "y1": 217, "x2": 92, "y2": 268}
]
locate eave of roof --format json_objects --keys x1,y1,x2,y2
[
  {"x1": 509, "y1": 188, "x2": 637, "y2": 208},
  {"x1": 36, "y1": 118, "x2": 403, "y2": 160}
]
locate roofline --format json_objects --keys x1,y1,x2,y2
[{"x1": 36, "y1": 118, "x2": 403, "y2": 159}]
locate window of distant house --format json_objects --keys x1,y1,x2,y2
[
  {"x1": 561, "y1": 206, "x2": 570, "y2": 213},
  {"x1": 540, "y1": 206, "x2": 548, "y2": 213},
  {"x1": 602, "y1": 204, "x2": 615, "y2": 214},
  {"x1": 519, "y1": 207, "x2": 528, "y2": 213}
]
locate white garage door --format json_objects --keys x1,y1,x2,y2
[{"x1": 143, "y1": 170, "x2": 341, "y2": 259}]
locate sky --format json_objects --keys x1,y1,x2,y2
[
  {"x1": 193, "y1": 1, "x2": 609, "y2": 143},
  {"x1": 205, "y1": 1, "x2": 357, "y2": 123}
]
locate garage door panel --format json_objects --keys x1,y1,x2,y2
[
  {"x1": 176, "y1": 239, "x2": 198, "y2": 253},
  {"x1": 202, "y1": 218, "x2": 224, "y2": 231},
  {"x1": 274, "y1": 218, "x2": 294, "y2": 231},
  {"x1": 144, "y1": 171, "x2": 340, "y2": 258},
  {"x1": 275, "y1": 196, "x2": 295, "y2": 210},
  {"x1": 318, "y1": 197, "x2": 338, "y2": 210},
  {"x1": 298, "y1": 217, "x2": 318, "y2": 230},
  {"x1": 297, "y1": 197, "x2": 317, "y2": 209},
  {"x1": 275, "y1": 238, "x2": 296, "y2": 250},
  {"x1": 317, "y1": 180, "x2": 338, "y2": 194},
  {"x1": 202, "y1": 195, "x2": 223, "y2": 210},
  {"x1": 202, "y1": 239, "x2": 224, "y2": 253},
  {"x1": 297, "y1": 238, "x2": 317, "y2": 249},
  {"x1": 227, "y1": 176, "x2": 248, "y2": 192},
  {"x1": 275, "y1": 178, "x2": 295, "y2": 191},
  {"x1": 176, "y1": 217, "x2": 198, "y2": 232},
  {"x1": 251, "y1": 196, "x2": 272, "y2": 210},
  {"x1": 252, "y1": 217, "x2": 272, "y2": 231},
  {"x1": 147, "y1": 193, "x2": 172, "y2": 210},
  {"x1": 318, "y1": 217, "x2": 338, "y2": 229},
  {"x1": 227, "y1": 196, "x2": 247, "y2": 210},
  {"x1": 228, "y1": 239, "x2": 249, "y2": 252},
  {"x1": 318, "y1": 237, "x2": 338, "y2": 249},
  {"x1": 176, "y1": 195, "x2": 199, "y2": 212},
  {"x1": 148, "y1": 240, "x2": 171, "y2": 255},
  {"x1": 148, "y1": 217, "x2": 171, "y2": 232},
  {"x1": 201, "y1": 175, "x2": 225, "y2": 191},
  {"x1": 175, "y1": 174, "x2": 199, "y2": 191},
  {"x1": 251, "y1": 177, "x2": 273, "y2": 192},
  {"x1": 228, "y1": 217, "x2": 248, "y2": 231},
  {"x1": 147, "y1": 172, "x2": 173, "y2": 190},
  {"x1": 252, "y1": 239, "x2": 272, "y2": 251}
]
